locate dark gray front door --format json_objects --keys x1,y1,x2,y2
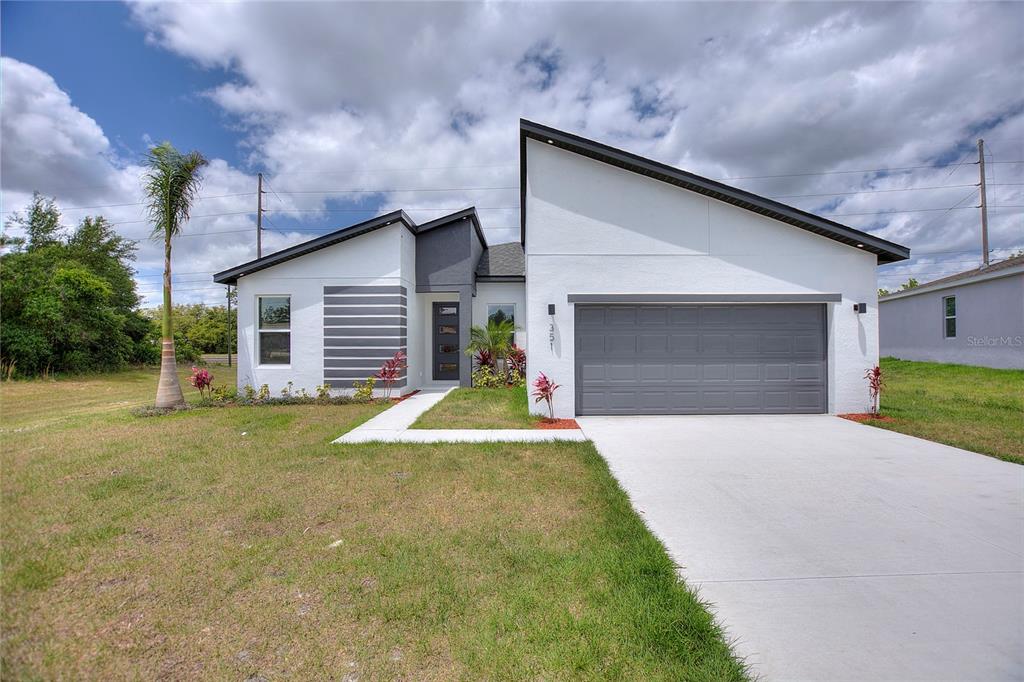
[
  {"x1": 575, "y1": 304, "x2": 827, "y2": 415},
  {"x1": 433, "y1": 302, "x2": 460, "y2": 381}
]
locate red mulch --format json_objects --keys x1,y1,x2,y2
[
  {"x1": 839, "y1": 413, "x2": 896, "y2": 423},
  {"x1": 391, "y1": 390, "x2": 420, "y2": 403},
  {"x1": 537, "y1": 418, "x2": 580, "y2": 430}
]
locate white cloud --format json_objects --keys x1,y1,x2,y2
[{"x1": 5, "y1": 2, "x2": 1024, "y2": 305}]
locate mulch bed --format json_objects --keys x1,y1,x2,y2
[
  {"x1": 392, "y1": 390, "x2": 420, "y2": 403},
  {"x1": 839, "y1": 413, "x2": 896, "y2": 423},
  {"x1": 537, "y1": 418, "x2": 580, "y2": 430}
]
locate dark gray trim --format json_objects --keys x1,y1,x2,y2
[
  {"x1": 323, "y1": 325, "x2": 405, "y2": 335},
  {"x1": 476, "y1": 275, "x2": 526, "y2": 282},
  {"x1": 213, "y1": 210, "x2": 415, "y2": 284},
  {"x1": 326, "y1": 379, "x2": 407, "y2": 389},
  {"x1": 325, "y1": 338, "x2": 406, "y2": 347},
  {"x1": 323, "y1": 285, "x2": 406, "y2": 295},
  {"x1": 323, "y1": 316, "x2": 407, "y2": 326},
  {"x1": 567, "y1": 293, "x2": 843, "y2": 303},
  {"x1": 324, "y1": 306, "x2": 406, "y2": 317},
  {"x1": 325, "y1": 347, "x2": 406, "y2": 358},
  {"x1": 323, "y1": 295, "x2": 406, "y2": 306},
  {"x1": 520, "y1": 119, "x2": 910, "y2": 263},
  {"x1": 325, "y1": 358, "x2": 398, "y2": 368},
  {"x1": 324, "y1": 370, "x2": 407, "y2": 380}
]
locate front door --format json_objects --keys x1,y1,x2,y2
[{"x1": 432, "y1": 302, "x2": 460, "y2": 381}]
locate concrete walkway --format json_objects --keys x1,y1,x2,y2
[
  {"x1": 334, "y1": 389, "x2": 587, "y2": 443},
  {"x1": 578, "y1": 414, "x2": 1024, "y2": 681}
]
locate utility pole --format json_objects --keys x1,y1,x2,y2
[
  {"x1": 256, "y1": 172, "x2": 264, "y2": 259},
  {"x1": 978, "y1": 139, "x2": 990, "y2": 267},
  {"x1": 226, "y1": 285, "x2": 232, "y2": 367}
]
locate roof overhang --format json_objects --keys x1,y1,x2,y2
[
  {"x1": 519, "y1": 119, "x2": 910, "y2": 264},
  {"x1": 213, "y1": 210, "x2": 415, "y2": 285},
  {"x1": 879, "y1": 262, "x2": 1024, "y2": 302},
  {"x1": 415, "y1": 206, "x2": 487, "y2": 247}
]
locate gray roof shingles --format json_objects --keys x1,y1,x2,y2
[{"x1": 476, "y1": 241, "x2": 525, "y2": 279}]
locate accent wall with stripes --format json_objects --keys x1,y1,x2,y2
[{"x1": 323, "y1": 285, "x2": 407, "y2": 388}]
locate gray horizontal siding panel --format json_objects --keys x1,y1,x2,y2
[
  {"x1": 323, "y1": 285, "x2": 406, "y2": 295},
  {"x1": 568, "y1": 293, "x2": 843, "y2": 304},
  {"x1": 323, "y1": 327, "x2": 406, "y2": 337},
  {"x1": 324, "y1": 347, "x2": 406, "y2": 358},
  {"x1": 324, "y1": 306, "x2": 406, "y2": 317},
  {"x1": 324, "y1": 371, "x2": 407, "y2": 380},
  {"x1": 325, "y1": 338, "x2": 406, "y2": 347},
  {"x1": 323, "y1": 295, "x2": 406, "y2": 306},
  {"x1": 326, "y1": 378, "x2": 406, "y2": 389},
  {"x1": 323, "y1": 316, "x2": 406, "y2": 326},
  {"x1": 324, "y1": 358, "x2": 397, "y2": 368}
]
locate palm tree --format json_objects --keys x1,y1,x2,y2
[
  {"x1": 144, "y1": 142, "x2": 208, "y2": 408},
  {"x1": 465, "y1": 318, "x2": 516, "y2": 370}
]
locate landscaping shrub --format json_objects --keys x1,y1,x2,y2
[
  {"x1": 352, "y1": 376, "x2": 376, "y2": 401},
  {"x1": 532, "y1": 372, "x2": 561, "y2": 419}
]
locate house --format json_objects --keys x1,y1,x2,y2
[
  {"x1": 214, "y1": 120, "x2": 910, "y2": 416},
  {"x1": 878, "y1": 254, "x2": 1024, "y2": 369}
]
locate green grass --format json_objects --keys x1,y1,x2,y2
[
  {"x1": 1, "y1": 372, "x2": 746, "y2": 680},
  {"x1": 0, "y1": 363, "x2": 237, "y2": 432},
  {"x1": 411, "y1": 385, "x2": 546, "y2": 429},
  {"x1": 860, "y1": 358, "x2": 1024, "y2": 465}
]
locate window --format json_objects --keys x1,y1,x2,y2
[
  {"x1": 487, "y1": 303, "x2": 516, "y2": 342},
  {"x1": 258, "y1": 296, "x2": 291, "y2": 364},
  {"x1": 943, "y1": 296, "x2": 956, "y2": 338}
]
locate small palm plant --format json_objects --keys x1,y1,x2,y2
[
  {"x1": 144, "y1": 142, "x2": 208, "y2": 408},
  {"x1": 465, "y1": 318, "x2": 516, "y2": 371}
]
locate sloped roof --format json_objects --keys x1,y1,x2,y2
[
  {"x1": 213, "y1": 207, "x2": 486, "y2": 285},
  {"x1": 879, "y1": 254, "x2": 1024, "y2": 301},
  {"x1": 519, "y1": 119, "x2": 911, "y2": 263},
  {"x1": 476, "y1": 241, "x2": 525, "y2": 280}
]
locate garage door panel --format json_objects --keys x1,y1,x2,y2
[{"x1": 575, "y1": 303, "x2": 827, "y2": 415}]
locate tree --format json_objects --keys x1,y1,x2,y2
[
  {"x1": 143, "y1": 142, "x2": 208, "y2": 408},
  {"x1": 899, "y1": 278, "x2": 919, "y2": 291},
  {"x1": 1, "y1": 199, "x2": 153, "y2": 375},
  {"x1": 8, "y1": 193, "x2": 63, "y2": 249},
  {"x1": 878, "y1": 288, "x2": 891, "y2": 297}
]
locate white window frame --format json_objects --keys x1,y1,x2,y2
[
  {"x1": 257, "y1": 294, "x2": 292, "y2": 367},
  {"x1": 943, "y1": 295, "x2": 956, "y2": 339},
  {"x1": 487, "y1": 303, "x2": 516, "y2": 342}
]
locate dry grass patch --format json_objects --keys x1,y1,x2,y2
[{"x1": 2, "y1": 372, "x2": 745, "y2": 680}]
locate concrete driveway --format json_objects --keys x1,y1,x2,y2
[{"x1": 578, "y1": 415, "x2": 1024, "y2": 681}]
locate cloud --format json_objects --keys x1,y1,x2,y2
[{"x1": 5, "y1": 2, "x2": 1024, "y2": 306}]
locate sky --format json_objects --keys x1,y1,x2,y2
[{"x1": 2, "y1": 0, "x2": 1022, "y2": 306}]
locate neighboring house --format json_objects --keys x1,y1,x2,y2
[
  {"x1": 214, "y1": 120, "x2": 910, "y2": 416},
  {"x1": 878, "y1": 255, "x2": 1024, "y2": 369}
]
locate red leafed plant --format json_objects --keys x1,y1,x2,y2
[
  {"x1": 507, "y1": 344, "x2": 526, "y2": 375},
  {"x1": 473, "y1": 348, "x2": 495, "y2": 370},
  {"x1": 376, "y1": 350, "x2": 407, "y2": 399},
  {"x1": 864, "y1": 365, "x2": 884, "y2": 415},
  {"x1": 189, "y1": 366, "x2": 213, "y2": 399},
  {"x1": 531, "y1": 372, "x2": 560, "y2": 420}
]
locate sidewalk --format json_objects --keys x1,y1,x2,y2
[{"x1": 333, "y1": 389, "x2": 587, "y2": 444}]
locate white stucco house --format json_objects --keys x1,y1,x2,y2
[
  {"x1": 879, "y1": 254, "x2": 1024, "y2": 369},
  {"x1": 214, "y1": 120, "x2": 910, "y2": 416}
]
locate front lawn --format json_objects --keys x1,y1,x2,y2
[
  {"x1": 860, "y1": 358, "x2": 1024, "y2": 465},
  {"x1": 411, "y1": 385, "x2": 543, "y2": 429},
  {"x1": 1, "y1": 374, "x2": 745, "y2": 680}
]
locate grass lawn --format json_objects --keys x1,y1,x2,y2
[
  {"x1": 1, "y1": 373, "x2": 745, "y2": 680},
  {"x1": 860, "y1": 358, "x2": 1024, "y2": 465},
  {"x1": 410, "y1": 385, "x2": 545, "y2": 429}
]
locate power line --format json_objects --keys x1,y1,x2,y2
[{"x1": 719, "y1": 159, "x2": 1023, "y2": 181}]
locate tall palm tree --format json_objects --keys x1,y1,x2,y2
[{"x1": 144, "y1": 142, "x2": 208, "y2": 408}]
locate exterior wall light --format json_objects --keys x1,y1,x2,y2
[{"x1": 853, "y1": 302, "x2": 867, "y2": 314}]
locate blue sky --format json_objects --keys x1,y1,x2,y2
[{"x1": 2, "y1": 1, "x2": 1022, "y2": 304}]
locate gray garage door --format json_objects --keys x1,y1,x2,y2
[{"x1": 575, "y1": 304, "x2": 827, "y2": 415}]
